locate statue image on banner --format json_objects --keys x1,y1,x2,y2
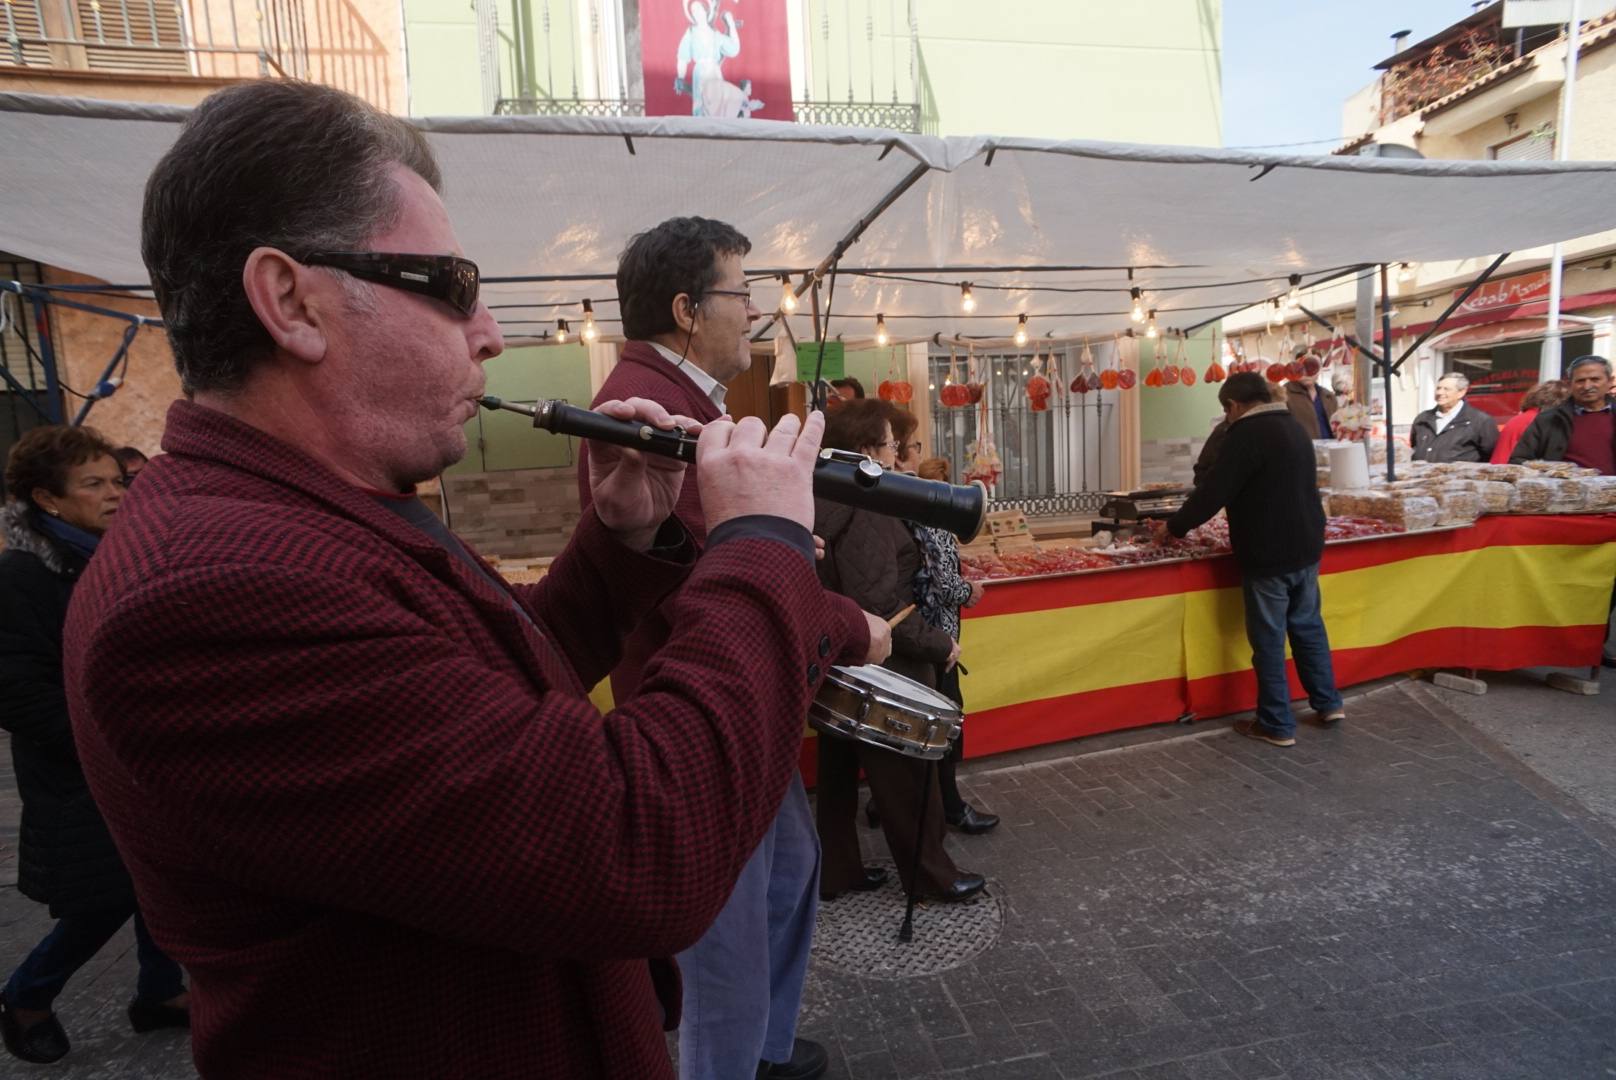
[
  {"x1": 674, "y1": 2, "x2": 765, "y2": 117},
  {"x1": 642, "y1": 0, "x2": 792, "y2": 121}
]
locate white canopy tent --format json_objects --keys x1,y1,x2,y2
[{"x1": 2, "y1": 92, "x2": 1615, "y2": 346}]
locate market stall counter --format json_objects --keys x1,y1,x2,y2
[{"x1": 954, "y1": 513, "x2": 1616, "y2": 759}]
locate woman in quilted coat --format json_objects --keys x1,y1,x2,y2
[
  {"x1": 0, "y1": 426, "x2": 188, "y2": 1064},
  {"x1": 812, "y1": 399, "x2": 985, "y2": 903}
]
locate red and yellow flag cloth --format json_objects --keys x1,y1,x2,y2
[{"x1": 955, "y1": 514, "x2": 1616, "y2": 759}]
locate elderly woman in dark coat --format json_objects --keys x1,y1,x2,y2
[
  {"x1": 813, "y1": 399, "x2": 984, "y2": 903},
  {"x1": 0, "y1": 426, "x2": 188, "y2": 1064}
]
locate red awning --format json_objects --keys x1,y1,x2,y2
[{"x1": 1374, "y1": 288, "x2": 1616, "y2": 343}]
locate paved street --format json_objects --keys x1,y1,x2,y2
[{"x1": 2, "y1": 671, "x2": 1613, "y2": 1079}]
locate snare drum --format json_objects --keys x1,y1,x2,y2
[{"x1": 808, "y1": 664, "x2": 963, "y2": 760}]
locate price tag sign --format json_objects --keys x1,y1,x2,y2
[{"x1": 796, "y1": 341, "x2": 845, "y2": 382}]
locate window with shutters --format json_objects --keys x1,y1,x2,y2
[
  {"x1": 0, "y1": 0, "x2": 190, "y2": 74},
  {"x1": 1490, "y1": 128, "x2": 1554, "y2": 162},
  {"x1": 1, "y1": 0, "x2": 55, "y2": 67},
  {"x1": 75, "y1": 0, "x2": 190, "y2": 74}
]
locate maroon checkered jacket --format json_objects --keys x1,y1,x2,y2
[{"x1": 63, "y1": 401, "x2": 869, "y2": 1079}]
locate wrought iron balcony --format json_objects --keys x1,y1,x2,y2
[{"x1": 494, "y1": 94, "x2": 920, "y2": 132}]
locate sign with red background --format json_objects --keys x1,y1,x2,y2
[
  {"x1": 1453, "y1": 270, "x2": 1551, "y2": 316},
  {"x1": 640, "y1": 0, "x2": 793, "y2": 121}
]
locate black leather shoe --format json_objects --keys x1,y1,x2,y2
[
  {"x1": 932, "y1": 872, "x2": 986, "y2": 903},
  {"x1": 757, "y1": 1036, "x2": 829, "y2": 1079},
  {"x1": 0, "y1": 994, "x2": 70, "y2": 1064},
  {"x1": 128, "y1": 997, "x2": 190, "y2": 1034},
  {"x1": 945, "y1": 804, "x2": 1000, "y2": 834},
  {"x1": 819, "y1": 866, "x2": 888, "y2": 901}
]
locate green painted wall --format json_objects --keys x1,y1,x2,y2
[
  {"x1": 1138, "y1": 329, "x2": 1224, "y2": 443},
  {"x1": 446, "y1": 343, "x2": 594, "y2": 474},
  {"x1": 805, "y1": 0, "x2": 1222, "y2": 144},
  {"x1": 404, "y1": 0, "x2": 587, "y2": 115}
]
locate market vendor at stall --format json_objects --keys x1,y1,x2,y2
[{"x1": 1510, "y1": 356, "x2": 1616, "y2": 475}]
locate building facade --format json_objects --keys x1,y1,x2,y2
[
  {"x1": 1227, "y1": 2, "x2": 1616, "y2": 444},
  {"x1": 3, "y1": 2, "x2": 1222, "y2": 544}
]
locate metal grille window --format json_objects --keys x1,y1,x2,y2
[
  {"x1": 1, "y1": 256, "x2": 58, "y2": 456},
  {"x1": 927, "y1": 346, "x2": 1120, "y2": 516}
]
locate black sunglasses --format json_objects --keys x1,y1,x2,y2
[{"x1": 301, "y1": 252, "x2": 481, "y2": 317}]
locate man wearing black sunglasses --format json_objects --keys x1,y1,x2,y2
[{"x1": 62, "y1": 80, "x2": 888, "y2": 1080}]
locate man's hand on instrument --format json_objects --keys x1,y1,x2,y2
[
  {"x1": 698, "y1": 411, "x2": 824, "y2": 534},
  {"x1": 965, "y1": 580, "x2": 985, "y2": 608},
  {"x1": 588, "y1": 397, "x2": 703, "y2": 551},
  {"x1": 861, "y1": 609, "x2": 893, "y2": 666},
  {"x1": 944, "y1": 639, "x2": 962, "y2": 672}
]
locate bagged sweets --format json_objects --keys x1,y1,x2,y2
[
  {"x1": 1583, "y1": 475, "x2": 1616, "y2": 511},
  {"x1": 1509, "y1": 477, "x2": 1556, "y2": 513},
  {"x1": 1473, "y1": 481, "x2": 1514, "y2": 514}
]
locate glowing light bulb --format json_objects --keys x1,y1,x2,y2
[
  {"x1": 1286, "y1": 274, "x2": 1301, "y2": 309},
  {"x1": 1130, "y1": 287, "x2": 1146, "y2": 323},
  {"x1": 580, "y1": 299, "x2": 599, "y2": 343},
  {"x1": 960, "y1": 283, "x2": 976, "y2": 313},
  {"x1": 780, "y1": 275, "x2": 798, "y2": 314},
  {"x1": 1397, "y1": 262, "x2": 1416, "y2": 284},
  {"x1": 1145, "y1": 310, "x2": 1158, "y2": 339},
  {"x1": 556, "y1": 318, "x2": 570, "y2": 344},
  {"x1": 1013, "y1": 313, "x2": 1028, "y2": 347},
  {"x1": 875, "y1": 314, "x2": 889, "y2": 347}
]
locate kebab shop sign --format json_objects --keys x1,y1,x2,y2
[{"x1": 1454, "y1": 271, "x2": 1551, "y2": 316}]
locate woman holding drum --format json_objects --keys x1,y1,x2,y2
[{"x1": 812, "y1": 399, "x2": 985, "y2": 903}]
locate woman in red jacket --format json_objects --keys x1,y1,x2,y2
[{"x1": 1491, "y1": 380, "x2": 1569, "y2": 464}]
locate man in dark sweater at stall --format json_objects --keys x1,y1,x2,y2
[
  {"x1": 1508, "y1": 355, "x2": 1616, "y2": 667},
  {"x1": 1509, "y1": 356, "x2": 1616, "y2": 475},
  {"x1": 1153, "y1": 372, "x2": 1345, "y2": 747}
]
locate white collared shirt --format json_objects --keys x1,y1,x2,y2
[
  {"x1": 648, "y1": 342, "x2": 727, "y2": 412},
  {"x1": 1433, "y1": 402, "x2": 1462, "y2": 434}
]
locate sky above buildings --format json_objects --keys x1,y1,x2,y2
[{"x1": 1222, "y1": 0, "x2": 1490, "y2": 151}]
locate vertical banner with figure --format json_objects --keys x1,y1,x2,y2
[{"x1": 640, "y1": 0, "x2": 794, "y2": 121}]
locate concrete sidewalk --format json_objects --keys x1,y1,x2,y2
[{"x1": 2, "y1": 676, "x2": 1613, "y2": 1078}]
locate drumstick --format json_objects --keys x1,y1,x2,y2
[{"x1": 885, "y1": 604, "x2": 916, "y2": 629}]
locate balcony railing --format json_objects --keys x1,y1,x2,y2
[
  {"x1": 494, "y1": 94, "x2": 920, "y2": 131},
  {"x1": 1, "y1": 0, "x2": 390, "y2": 107},
  {"x1": 483, "y1": 0, "x2": 924, "y2": 132}
]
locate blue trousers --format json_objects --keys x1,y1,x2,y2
[
  {"x1": 1242, "y1": 564, "x2": 1344, "y2": 740},
  {"x1": 5, "y1": 906, "x2": 184, "y2": 1011},
  {"x1": 677, "y1": 773, "x2": 819, "y2": 1078}
]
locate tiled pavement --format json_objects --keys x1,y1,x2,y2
[
  {"x1": 794, "y1": 680, "x2": 1616, "y2": 1080},
  {"x1": 2, "y1": 678, "x2": 1614, "y2": 1078}
]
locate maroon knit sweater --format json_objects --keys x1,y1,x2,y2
[{"x1": 63, "y1": 401, "x2": 868, "y2": 1079}]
